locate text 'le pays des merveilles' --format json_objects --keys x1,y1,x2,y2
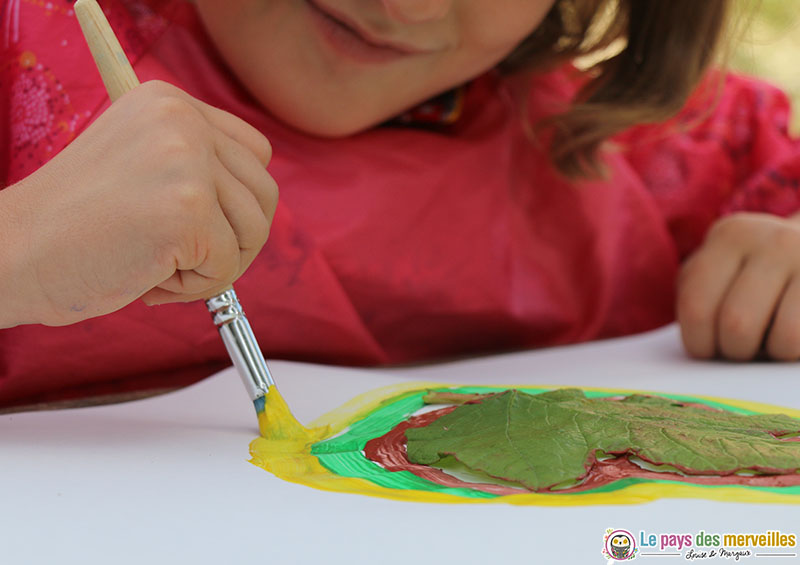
[{"x1": 640, "y1": 530, "x2": 796, "y2": 551}]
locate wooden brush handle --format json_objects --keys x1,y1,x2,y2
[{"x1": 74, "y1": 0, "x2": 140, "y2": 102}]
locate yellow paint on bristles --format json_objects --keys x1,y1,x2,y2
[{"x1": 255, "y1": 387, "x2": 328, "y2": 441}]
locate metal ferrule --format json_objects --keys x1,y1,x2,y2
[{"x1": 205, "y1": 289, "x2": 274, "y2": 401}]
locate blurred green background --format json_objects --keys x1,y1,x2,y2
[{"x1": 731, "y1": 0, "x2": 799, "y2": 133}]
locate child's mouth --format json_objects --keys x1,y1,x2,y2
[{"x1": 305, "y1": 0, "x2": 431, "y2": 64}]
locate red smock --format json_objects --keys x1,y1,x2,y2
[{"x1": 1, "y1": 0, "x2": 799, "y2": 408}]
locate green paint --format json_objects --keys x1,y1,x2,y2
[{"x1": 312, "y1": 389, "x2": 496, "y2": 499}]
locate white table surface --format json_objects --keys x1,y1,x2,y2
[{"x1": 2, "y1": 325, "x2": 799, "y2": 564}]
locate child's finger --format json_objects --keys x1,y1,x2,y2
[
  {"x1": 715, "y1": 256, "x2": 790, "y2": 360},
  {"x1": 213, "y1": 130, "x2": 279, "y2": 229},
  {"x1": 211, "y1": 159, "x2": 270, "y2": 272},
  {"x1": 765, "y1": 276, "x2": 800, "y2": 361},
  {"x1": 140, "y1": 281, "x2": 239, "y2": 306},
  {"x1": 137, "y1": 81, "x2": 272, "y2": 167},
  {"x1": 155, "y1": 207, "x2": 241, "y2": 296},
  {"x1": 180, "y1": 92, "x2": 272, "y2": 167},
  {"x1": 676, "y1": 247, "x2": 742, "y2": 358}
]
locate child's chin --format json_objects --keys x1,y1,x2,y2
[{"x1": 261, "y1": 95, "x2": 391, "y2": 138}]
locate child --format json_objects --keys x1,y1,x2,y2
[{"x1": 0, "y1": 0, "x2": 798, "y2": 409}]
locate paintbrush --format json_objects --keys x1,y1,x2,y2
[{"x1": 74, "y1": 0, "x2": 275, "y2": 422}]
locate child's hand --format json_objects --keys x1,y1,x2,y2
[
  {"x1": 677, "y1": 212, "x2": 800, "y2": 361},
  {"x1": 0, "y1": 80, "x2": 278, "y2": 328}
]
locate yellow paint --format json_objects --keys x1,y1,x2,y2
[
  {"x1": 255, "y1": 386, "x2": 320, "y2": 440},
  {"x1": 250, "y1": 387, "x2": 333, "y2": 493},
  {"x1": 249, "y1": 382, "x2": 800, "y2": 506}
]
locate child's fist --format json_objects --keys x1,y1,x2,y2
[{"x1": 0, "y1": 80, "x2": 278, "y2": 327}]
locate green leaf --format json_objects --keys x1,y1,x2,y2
[{"x1": 404, "y1": 389, "x2": 800, "y2": 491}]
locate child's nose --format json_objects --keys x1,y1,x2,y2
[{"x1": 380, "y1": 0, "x2": 452, "y2": 23}]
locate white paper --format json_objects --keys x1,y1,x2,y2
[{"x1": 1, "y1": 325, "x2": 798, "y2": 564}]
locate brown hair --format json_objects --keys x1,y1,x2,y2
[{"x1": 500, "y1": 0, "x2": 731, "y2": 178}]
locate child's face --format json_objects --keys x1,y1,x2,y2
[{"x1": 194, "y1": 0, "x2": 556, "y2": 136}]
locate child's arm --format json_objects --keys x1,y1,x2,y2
[
  {"x1": 677, "y1": 211, "x2": 800, "y2": 360},
  {"x1": 0, "y1": 80, "x2": 277, "y2": 329}
]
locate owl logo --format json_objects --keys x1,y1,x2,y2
[
  {"x1": 610, "y1": 533, "x2": 633, "y2": 559},
  {"x1": 602, "y1": 528, "x2": 637, "y2": 561}
]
